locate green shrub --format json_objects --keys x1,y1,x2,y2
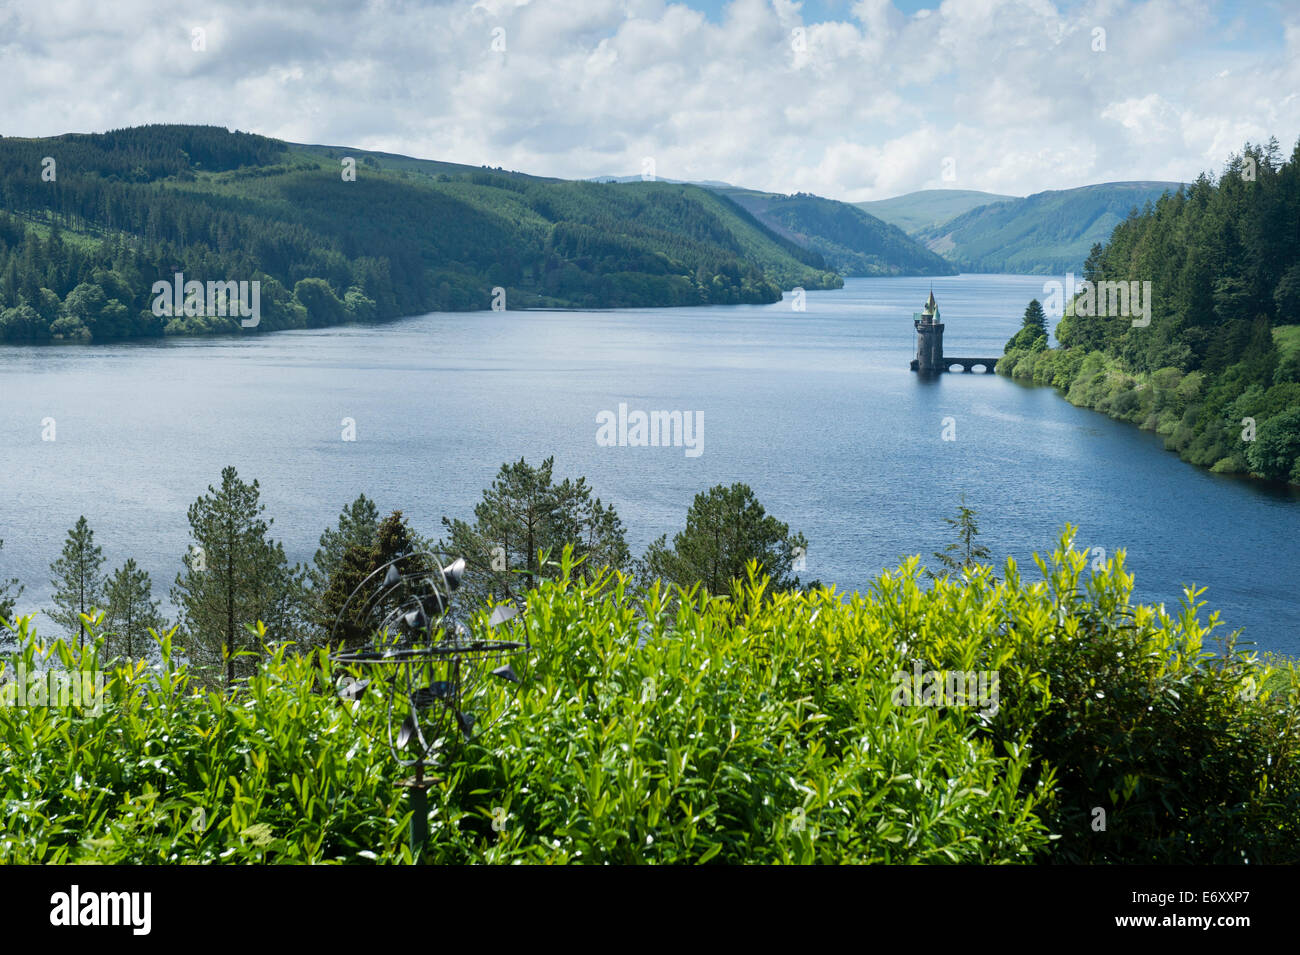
[
  {"x1": 982, "y1": 539, "x2": 1299, "y2": 863},
  {"x1": 1, "y1": 536, "x2": 1294, "y2": 864},
  {"x1": 0, "y1": 623, "x2": 412, "y2": 864}
]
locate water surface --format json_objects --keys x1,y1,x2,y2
[{"x1": 2, "y1": 274, "x2": 1296, "y2": 654}]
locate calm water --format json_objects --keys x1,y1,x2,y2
[{"x1": 2, "y1": 274, "x2": 1298, "y2": 654}]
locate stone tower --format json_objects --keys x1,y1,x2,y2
[{"x1": 911, "y1": 289, "x2": 944, "y2": 373}]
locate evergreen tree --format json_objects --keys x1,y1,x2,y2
[
  {"x1": 643, "y1": 483, "x2": 806, "y2": 595},
  {"x1": 0, "y1": 538, "x2": 23, "y2": 626},
  {"x1": 439, "y1": 457, "x2": 630, "y2": 602},
  {"x1": 103, "y1": 559, "x2": 168, "y2": 660},
  {"x1": 1005, "y1": 298, "x2": 1049, "y2": 352},
  {"x1": 317, "y1": 510, "x2": 422, "y2": 648},
  {"x1": 171, "y1": 467, "x2": 306, "y2": 688},
  {"x1": 310, "y1": 493, "x2": 381, "y2": 595},
  {"x1": 48, "y1": 516, "x2": 106, "y2": 647},
  {"x1": 930, "y1": 495, "x2": 993, "y2": 578}
]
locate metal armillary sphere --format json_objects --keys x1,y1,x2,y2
[{"x1": 327, "y1": 551, "x2": 527, "y2": 860}]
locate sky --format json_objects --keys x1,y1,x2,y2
[{"x1": 1, "y1": 0, "x2": 1297, "y2": 200}]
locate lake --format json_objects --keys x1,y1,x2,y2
[{"x1": 2, "y1": 274, "x2": 1298, "y2": 655}]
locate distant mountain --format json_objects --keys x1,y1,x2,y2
[
  {"x1": 712, "y1": 187, "x2": 957, "y2": 277},
  {"x1": 856, "y1": 189, "x2": 1015, "y2": 235},
  {"x1": 0, "y1": 125, "x2": 843, "y2": 342},
  {"x1": 916, "y1": 181, "x2": 1186, "y2": 274}
]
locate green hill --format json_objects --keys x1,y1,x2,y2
[
  {"x1": 0, "y1": 125, "x2": 841, "y2": 342},
  {"x1": 855, "y1": 188, "x2": 1015, "y2": 235},
  {"x1": 997, "y1": 140, "x2": 1300, "y2": 484},
  {"x1": 715, "y1": 187, "x2": 957, "y2": 276},
  {"x1": 917, "y1": 181, "x2": 1185, "y2": 274}
]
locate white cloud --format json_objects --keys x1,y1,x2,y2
[{"x1": 0, "y1": 0, "x2": 1295, "y2": 199}]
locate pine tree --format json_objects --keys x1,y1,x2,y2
[
  {"x1": 930, "y1": 495, "x2": 993, "y2": 578},
  {"x1": 439, "y1": 457, "x2": 630, "y2": 602},
  {"x1": 310, "y1": 494, "x2": 381, "y2": 594},
  {"x1": 317, "y1": 510, "x2": 422, "y2": 648},
  {"x1": 171, "y1": 466, "x2": 306, "y2": 688},
  {"x1": 48, "y1": 516, "x2": 106, "y2": 647},
  {"x1": 1022, "y1": 298, "x2": 1048, "y2": 339},
  {"x1": 0, "y1": 538, "x2": 23, "y2": 626},
  {"x1": 103, "y1": 558, "x2": 168, "y2": 660},
  {"x1": 643, "y1": 483, "x2": 806, "y2": 595},
  {"x1": 1006, "y1": 299, "x2": 1049, "y2": 352}
]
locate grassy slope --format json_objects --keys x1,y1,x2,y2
[
  {"x1": 855, "y1": 188, "x2": 1016, "y2": 235},
  {"x1": 1273, "y1": 324, "x2": 1300, "y2": 364}
]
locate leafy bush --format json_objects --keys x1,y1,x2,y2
[
  {"x1": 0, "y1": 624, "x2": 410, "y2": 863},
  {"x1": 983, "y1": 538, "x2": 1299, "y2": 863},
  {"x1": 1, "y1": 535, "x2": 1294, "y2": 864}
]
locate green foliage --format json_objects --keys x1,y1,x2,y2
[
  {"x1": 292, "y1": 278, "x2": 348, "y2": 328},
  {"x1": 0, "y1": 623, "x2": 410, "y2": 864},
  {"x1": 1246, "y1": 407, "x2": 1300, "y2": 481},
  {"x1": 2, "y1": 532, "x2": 1294, "y2": 864},
  {"x1": 0, "y1": 538, "x2": 22, "y2": 625},
  {"x1": 984, "y1": 535, "x2": 1300, "y2": 863},
  {"x1": 642, "y1": 482, "x2": 806, "y2": 595},
  {"x1": 1005, "y1": 299, "x2": 1048, "y2": 352},
  {"x1": 47, "y1": 516, "x2": 106, "y2": 648}
]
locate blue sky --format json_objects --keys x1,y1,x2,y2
[{"x1": 1, "y1": 0, "x2": 1297, "y2": 200}]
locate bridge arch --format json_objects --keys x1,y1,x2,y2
[{"x1": 943, "y1": 357, "x2": 998, "y2": 374}]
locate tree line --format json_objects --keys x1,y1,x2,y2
[
  {"x1": 999, "y1": 137, "x2": 1300, "y2": 484},
  {"x1": 1, "y1": 459, "x2": 822, "y2": 688}
]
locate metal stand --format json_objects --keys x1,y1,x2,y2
[
  {"x1": 401, "y1": 759, "x2": 438, "y2": 863},
  {"x1": 328, "y1": 553, "x2": 525, "y2": 865}
]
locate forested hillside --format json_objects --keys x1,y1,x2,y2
[
  {"x1": 999, "y1": 139, "x2": 1300, "y2": 484},
  {"x1": 918, "y1": 181, "x2": 1184, "y2": 274},
  {"x1": 0, "y1": 125, "x2": 841, "y2": 342},
  {"x1": 718, "y1": 188, "x2": 957, "y2": 276}
]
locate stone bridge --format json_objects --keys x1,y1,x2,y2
[{"x1": 942, "y1": 357, "x2": 998, "y2": 374}]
